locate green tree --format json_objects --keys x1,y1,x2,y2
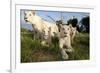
[
  {"x1": 81, "y1": 16, "x2": 90, "y2": 33},
  {"x1": 67, "y1": 16, "x2": 78, "y2": 27}
]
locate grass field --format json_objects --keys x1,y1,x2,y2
[{"x1": 21, "y1": 28, "x2": 89, "y2": 63}]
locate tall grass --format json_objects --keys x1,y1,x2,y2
[
  {"x1": 21, "y1": 28, "x2": 89, "y2": 63},
  {"x1": 69, "y1": 33, "x2": 89, "y2": 60}
]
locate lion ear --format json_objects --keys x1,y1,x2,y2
[
  {"x1": 74, "y1": 27, "x2": 77, "y2": 30},
  {"x1": 24, "y1": 11, "x2": 27, "y2": 15},
  {"x1": 59, "y1": 24, "x2": 63, "y2": 28},
  {"x1": 69, "y1": 24, "x2": 72, "y2": 28},
  {"x1": 32, "y1": 10, "x2": 36, "y2": 15}
]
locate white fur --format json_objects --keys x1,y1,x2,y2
[
  {"x1": 58, "y1": 24, "x2": 74, "y2": 60},
  {"x1": 24, "y1": 11, "x2": 59, "y2": 38},
  {"x1": 69, "y1": 24, "x2": 77, "y2": 43}
]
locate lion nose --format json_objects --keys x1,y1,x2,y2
[{"x1": 64, "y1": 32, "x2": 67, "y2": 34}]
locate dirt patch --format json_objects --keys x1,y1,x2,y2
[{"x1": 31, "y1": 49, "x2": 61, "y2": 62}]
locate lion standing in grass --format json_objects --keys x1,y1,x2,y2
[
  {"x1": 24, "y1": 11, "x2": 59, "y2": 37},
  {"x1": 24, "y1": 10, "x2": 59, "y2": 45}
]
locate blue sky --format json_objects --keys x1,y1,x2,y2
[{"x1": 20, "y1": 9, "x2": 89, "y2": 30}]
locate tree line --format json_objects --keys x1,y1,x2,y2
[{"x1": 56, "y1": 16, "x2": 90, "y2": 33}]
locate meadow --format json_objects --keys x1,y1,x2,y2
[{"x1": 21, "y1": 28, "x2": 89, "y2": 63}]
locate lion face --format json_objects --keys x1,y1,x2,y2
[
  {"x1": 59, "y1": 25, "x2": 71, "y2": 38},
  {"x1": 24, "y1": 11, "x2": 35, "y2": 24}
]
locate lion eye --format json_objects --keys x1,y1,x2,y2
[{"x1": 62, "y1": 28, "x2": 65, "y2": 30}]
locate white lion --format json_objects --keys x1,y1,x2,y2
[
  {"x1": 24, "y1": 10, "x2": 59, "y2": 39},
  {"x1": 58, "y1": 24, "x2": 74, "y2": 59},
  {"x1": 69, "y1": 24, "x2": 78, "y2": 43}
]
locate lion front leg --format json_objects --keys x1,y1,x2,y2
[
  {"x1": 59, "y1": 42, "x2": 69, "y2": 60},
  {"x1": 61, "y1": 49, "x2": 69, "y2": 60}
]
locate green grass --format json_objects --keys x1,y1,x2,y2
[
  {"x1": 21, "y1": 28, "x2": 89, "y2": 63},
  {"x1": 69, "y1": 33, "x2": 89, "y2": 60}
]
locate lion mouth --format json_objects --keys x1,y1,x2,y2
[
  {"x1": 24, "y1": 18, "x2": 28, "y2": 22},
  {"x1": 43, "y1": 35, "x2": 48, "y2": 40},
  {"x1": 25, "y1": 19, "x2": 28, "y2": 22},
  {"x1": 64, "y1": 35, "x2": 67, "y2": 37}
]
